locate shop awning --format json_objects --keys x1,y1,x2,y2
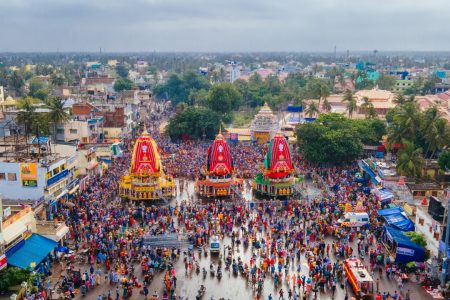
[
  {"x1": 378, "y1": 207, "x2": 415, "y2": 231},
  {"x1": 7, "y1": 234, "x2": 57, "y2": 270}
]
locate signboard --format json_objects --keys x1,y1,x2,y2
[
  {"x1": 20, "y1": 163, "x2": 38, "y2": 181},
  {"x1": 22, "y1": 180, "x2": 38, "y2": 187},
  {"x1": 397, "y1": 247, "x2": 415, "y2": 256},
  {"x1": 0, "y1": 255, "x2": 7, "y2": 271},
  {"x1": 47, "y1": 169, "x2": 69, "y2": 186}
]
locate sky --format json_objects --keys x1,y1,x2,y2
[{"x1": 1, "y1": 0, "x2": 450, "y2": 52}]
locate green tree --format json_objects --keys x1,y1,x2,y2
[
  {"x1": 393, "y1": 92, "x2": 406, "y2": 105},
  {"x1": 405, "y1": 231, "x2": 427, "y2": 248},
  {"x1": 45, "y1": 97, "x2": 70, "y2": 145},
  {"x1": 116, "y1": 65, "x2": 129, "y2": 78},
  {"x1": 295, "y1": 113, "x2": 381, "y2": 164},
  {"x1": 321, "y1": 98, "x2": 332, "y2": 112},
  {"x1": 304, "y1": 101, "x2": 319, "y2": 118},
  {"x1": 342, "y1": 90, "x2": 357, "y2": 118},
  {"x1": 166, "y1": 107, "x2": 221, "y2": 140},
  {"x1": 28, "y1": 78, "x2": 44, "y2": 97},
  {"x1": 17, "y1": 97, "x2": 37, "y2": 138},
  {"x1": 360, "y1": 97, "x2": 371, "y2": 118},
  {"x1": 114, "y1": 78, "x2": 134, "y2": 92},
  {"x1": 396, "y1": 140, "x2": 424, "y2": 178},
  {"x1": 50, "y1": 73, "x2": 65, "y2": 86},
  {"x1": 438, "y1": 150, "x2": 450, "y2": 171},
  {"x1": 8, "y1": 71, "x2": 24, "y2": 96},
  {"x1": 387, "y1": 102, "x2": 421, "y2": 148},
  {"x1": 376, "y1": 74, "x2": 396, "y2": 90},
  {"x1": 206, "y1": 83, "x2": 241, "y2": 117}
]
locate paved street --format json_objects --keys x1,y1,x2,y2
[{"x1": 46, "y1": 180, "x2": 434, "y2": 300}]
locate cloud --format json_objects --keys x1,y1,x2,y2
[{"x1": 0, "y1": 0, "x2": 449, "y2": 51}]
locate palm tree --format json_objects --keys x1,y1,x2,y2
[
  {"x1": 396, "y1": 140, "x2": 424, "y2": 178},
  {"x1": 304, "y1": 101, "x2": 319, "y2": 118},
  {"x1": 388, "y1": 101, "x2": 420, "y2": 148},
  {"x1": 367, "y1": 105, "x2": 378, "y2": 119},
  {"x1": 346, "y1": 99, "x2": 357, "y2": 118},
  {"x1": 360, "y1": 96, "x2": 371, "y2": 118},
  {"x1": 342, "y1": 90, "x2": 357, "y2": 118},
  {"x1": 319, "y1": 84, "x2": 330, "y2": 106},
  {"x1": 424, "y1": 118, "x2": 450, "y2": 158},
  {"x1": 45, "y1": 97, "x2": 70, "y2": 147},
  {"x1": 16, "y1": 97, "x2": 37, "y2": 139},
  {"x1": 322, "y1": 98, "x2": 332, "y2": 112},
  {"x1": 393, "y1": 93, "x2": 405, "y2": 105}
]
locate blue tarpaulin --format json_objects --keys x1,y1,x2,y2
[
  {"x1": 378, "y1": 188, "x2": 395, "y2": 203},
  {"x1": 378, "y1": 207, "x2": 415, "y2": 232},
  {"x1": 7, "y1": 234, "x2": 57, "y2": 270},
  {"x1": 287, "y1": 105, "x2": 303, "y2": 112},
  {"x1": 383, "y1": 226, "x2": 425, "y2": 263}
]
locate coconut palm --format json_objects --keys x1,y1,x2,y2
[
  {"x1": 16, "y1": 97, "x2": 37, "y2": 138},
  {"x1": 319, "y1": 84, "x2": 330, "y2": 106},
  {"x1": 360, "y1": 96, "x2": 371, "y2": 118},
  {"x1": 304, "y1": 101, "x2": 319, "y2": 118},
  {"x1": 388, "y1": 101, "x2": 421, "y2": 147},
  {"x1": 342, "y1": 90, "x2": 357, "y2": 118},
  {"x1": 346, "y1": 99, "x2": 357, "y2": 118},
  {"x1": 396, "y1": 140, "x2": 424, "y2": 178},
  {"x1": 424, "y1": 118, "x2": 450, "y2": 158},
  {"x1": 367, "y1": 105, "x2": 378, "y2": 119},
  {"x1": 322, "y1": 98, "x2": 332, "y2": 112},
  {"x1": 393, "y1": 92, "x2": 406, "y2": 105},
  {"x1": 45, "y1": 97, "x2": 70, "y2": 146}
]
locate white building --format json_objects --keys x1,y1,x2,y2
[{"x1": 415, "y1": 197, "x2": 447, "y2": 257}]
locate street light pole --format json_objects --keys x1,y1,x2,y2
[{"x1": 441, "y1": 188, "x2": 450, "y2": 288}]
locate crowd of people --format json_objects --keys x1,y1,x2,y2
[{"x1": 21, "y1": 113, "x2": 436, "y2": 300}]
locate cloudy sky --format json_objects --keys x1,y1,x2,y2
[{"x1": 1, "y1": 0, "x2": 449, "y2": 52}]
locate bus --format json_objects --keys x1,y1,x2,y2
[{"x1": 344, "y1": 257, "x2": 374, "y2": 299}]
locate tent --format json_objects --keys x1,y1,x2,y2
[
  {"x1": 382, "y1": 226, "x2": 425, "y2": 263},
  {"x1": 378, "y1": 207, "x2": 415, "y2": 232}
]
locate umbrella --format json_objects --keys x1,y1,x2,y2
[{"x1": 56, "y1": 246, "x2": 69, "y2": 254}]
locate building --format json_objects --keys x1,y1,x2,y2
[
  {"x1": 56, "y1": 117, "x2": 104, "y2": 143},
  {"x1": 354, "y1": 88, "x2": 396, "y2": 116},
  {"x1": 394, "y1": 80, "x2": 414, "y2": 93},
  {"x1": 229, "y1": 65, "x2": 241, "y2": 83},
  {"x1": 0, "y1": 138, "x2": 78, "y2": 220},
  {"x1": 415, "y1": 196, "x2": 448, "y2": 257},
  {"x1": 250, "y1": 102, "x2": 279, "y2": 144},
  {"x1": 0, "y1": 198, "x2": 67, "y2": 273}
]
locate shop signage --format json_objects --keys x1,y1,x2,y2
[
  {"x1": 20, "y1": 163, "x2": 38, "y2": 181},
  {"x1": 22, "y1": 180, "x2": 38, "y2": 187},
  {"x1": 397, "y1": 247, "x2": 414, "y2": 256},
  {"x1": 47, "y1": 169, "x2": 68, "y2": 186}
]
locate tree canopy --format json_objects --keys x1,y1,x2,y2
[
  {"x1": 166, "y1": 107, "x2": 221, "y2": 140},
  {"x1": 296, "y1": 113, "x2": 385, "y2": 164},
  {"x1": 114, "y1": 78, "x2": 134, "y2": 92}
]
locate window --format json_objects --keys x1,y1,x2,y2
[
  {"x1": 7, "y1": 173, "x2": 17, "y2": 181},
  {"x1": 56, "y1": 129, "x2": 64, "y2": 134},
  {"x1": 0, "y1": 173, "x2": 5, "y2": 180},
  {"x1": 69, "y1": 129, "x2": 77, "y2": 134},
  {"x1": 362, "y1": 218, "x2": 368, "y2": 222}
]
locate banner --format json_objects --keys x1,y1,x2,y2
[{"x1": 20, "y1": 163, "x2": 38, "y2": 181}]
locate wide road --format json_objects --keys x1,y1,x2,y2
[{"x1": 49, "y1": 180, "x2": 434, "y2": 300}]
